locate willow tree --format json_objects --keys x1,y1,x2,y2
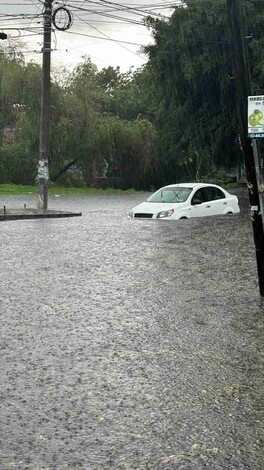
[
  {"x1": 86, "y1": 115, "x2": 157, "y2": 190},
  {"x1": 50, "y1": 59, "x2": 157, "y2": 189},
  {"x1": 0, "y1": 51, "x2": 157, "y2": 189},
  {"x1": 143, "y1": 0, "x2": 242, "y2": 184},
  {"x1": 0, "y1": 51, "x2": 42, "y2": 183},
  {"x1": 97, "y1": 66, "x2": 148, "y2": 121}
]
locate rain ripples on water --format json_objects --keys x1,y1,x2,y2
[{"x1": 0, "y1": 189, "x2": 263, "y2": 469}]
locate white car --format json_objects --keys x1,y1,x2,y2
[{"x1": 129, "y1": 183, "x2": 240, "y2": 220}]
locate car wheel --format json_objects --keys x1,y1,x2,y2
[{"x1": 179, "y1": 217, "x2": 187, "y2": 219}]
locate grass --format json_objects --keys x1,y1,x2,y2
[
  {"x1": 0, "y1": 182, "x2": 239, "y2": 197},
  {"x1": 0, "y1": 184, "x2": 141, "y2": 196},
  {"x1": 0, "y1": 184, "x2": 37, "y2": 195}
]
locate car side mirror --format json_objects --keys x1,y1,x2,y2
[{"x1": 192, "y1": 198, "x2": 202, "y2": 205}]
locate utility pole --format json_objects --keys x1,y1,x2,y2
[
  {"x1": 37, "y1": 0, "x2": 52, "y2": 210},
  {"x1": 226, "y1": 0, "x2": 264, "y2": 296}
]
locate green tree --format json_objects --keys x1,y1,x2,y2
[
  {"x1": 0, "y1": 50, "x2": 41, "y2": 181},
  {"x1": 50, "y1": 59, "x2": 157, "y2": 189},
  {"x1": 85, "y1": 115, "x2": 157, "y2": 189},
  {"x1": 143, "y1": 0, "x2": 242, "y2": 184},
  {"x1": 97, "y1": 66, "x2": 149, "y2": 121}
]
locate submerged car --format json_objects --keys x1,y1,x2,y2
[{"x1": 129, "y1": 183, "x2": 240, "y2": 220}]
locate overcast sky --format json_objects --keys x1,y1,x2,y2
[{"x1": 0, "y1": 0, "x2": 181, "y2": 71}]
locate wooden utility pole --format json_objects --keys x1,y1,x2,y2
[
  {"x1": 226, "y1": 0, "x2": 264, "y2": 296},
  {"x1": 37, "y1": 0, "x2": 52, "y2": 210}
]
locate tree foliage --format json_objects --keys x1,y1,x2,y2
[
  {"x1": 142, "y1": 0, "x2": 241, "y2": 184},
  {"x1": 1, "y1": 1, "x2": 264, "y2": 189}
]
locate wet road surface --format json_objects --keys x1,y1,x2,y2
[{"x1": 0, "y1": 189, "x2": 263, "y2": 470}]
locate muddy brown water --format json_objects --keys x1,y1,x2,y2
[{"x1": 0, "y1": 189, "x2": 263, "y2": 469}]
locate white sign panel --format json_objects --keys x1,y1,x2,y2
[{"x1": 248, "y1": 95, "x2": 264, "y2": 138}]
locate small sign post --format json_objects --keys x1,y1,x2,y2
[
  {"x1": 248, "y1": 96, "x2": 264, "y2": 219},
  {"x1": 248, "y1": 96, "x2": 264, "y2": 138}
]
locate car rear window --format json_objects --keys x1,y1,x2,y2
[{"x1": 207, "y1": 187, "x2": 225, "y2": 201}]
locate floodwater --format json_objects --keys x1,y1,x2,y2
[{"x1": 0, "y1": 189, "x2": 263, "y2": 470}]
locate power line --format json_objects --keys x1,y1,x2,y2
[
  {"x1": 74, "y1": 12, "x2": 146, "y2": 57},
  {"x1": 64, "y1": 0, "x2": 172, "y2": 21},
  {"x1": 0, "y1": 0, "x2": 178, "y2": 67},
  {"x1": 65, "y1": 29, "x2": 145, "y2": 46}
]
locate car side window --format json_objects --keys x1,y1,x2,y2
[
  {"x1": 191, "y1": 188, "x2": 208, "y2": 204},
  {"x1": 207, "y1": 187, "x2": 225, "y2": 201}
]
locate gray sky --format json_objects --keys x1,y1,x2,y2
[{"x1": 0, "y1": 0, "x2": 181, "y2": 71}]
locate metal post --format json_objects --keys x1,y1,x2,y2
[
  {"x1": 227, "y1": 0, "x2": 264, "y2": 295},
  {"x1": 252, "y1": 139, "x2": 264, "y2": 218},
  {"x1": 37, "y1": 0, "x2": 52, "y2": 210}
]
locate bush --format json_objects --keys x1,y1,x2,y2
[{"x1": 0, "y1": 142, "x2": 37, "y2": 184}]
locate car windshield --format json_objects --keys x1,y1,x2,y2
[{"x1": 146, "y1": 187, "x2": 193, "y2": 203}]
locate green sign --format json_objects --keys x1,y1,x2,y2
[{"x1": 248, "y1": 96, "x2": 264, "y2": 138}]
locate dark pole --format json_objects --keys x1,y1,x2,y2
[
  {"x1": 37, "y1": 0, "x2": 52, "y2": 210},
  {"x1": 226, "y1": 0, "x2": 264, "y2": 296}
]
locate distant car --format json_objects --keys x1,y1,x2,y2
[{"x1": 129, "y1": 183, "x2": 240, "y2": 220}]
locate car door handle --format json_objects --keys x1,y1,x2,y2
[
  {"x1": 223, "y1": 202, "x2": 227, "y2": 205},
  {"x1": 206, "y1": 205, "x2": 210, "y2": 208}
]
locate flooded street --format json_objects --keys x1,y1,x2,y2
[{"x1": 0, "y1": 189, "x2": 263, "y2": 470}]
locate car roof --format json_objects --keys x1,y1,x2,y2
[{"x1": 163, "y1": 182, "x2": 219, "y2": 189}]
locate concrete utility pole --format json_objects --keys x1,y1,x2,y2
[
  {"x1": 37, "y1": 0, "x2": 52, "y2": 210},
  {"x1": 226, "y1": 0, "x2": 264, "y2": 295}
]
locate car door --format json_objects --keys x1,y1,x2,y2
[
  {"x1": 205, "y1": 186, "x2": 227, "y2": 215},
  {"x1": 190, "y1": 188, "x2": 212, "y2": 217}
]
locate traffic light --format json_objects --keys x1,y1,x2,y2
[{"x1": 0, "y1": 32, "x2": 7, "y2": 40}]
